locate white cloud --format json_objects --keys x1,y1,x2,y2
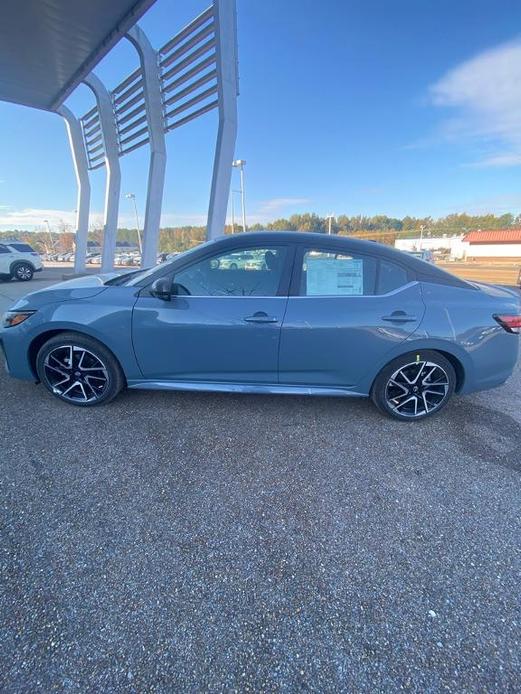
[
  {"x1": 256, "y1": 197, "x2": 311, "y2": 215},
  {"x1": 0, "y1": 208, "x2": 77, "y2": 230},
  {"x1": 0, "y1": 207, "x2": 210, "y2": 231},
  {"x1": 429, "y1": 38, "x2": 521, "y2": 166}
]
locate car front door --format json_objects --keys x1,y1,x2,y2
[
  {"x1": 278, "y1": 245, "x2": 426, "y2": 391},
  {"x1": 132, "y1": 244, "x2": 293, "y2": 384}
]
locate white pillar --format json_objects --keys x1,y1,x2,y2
[
  {"x1": 83, "y1": 73, "x2": 121, "y2": 273},
  {"x1": 207, "y1": 0, "x2": 239, "y2": 240},
  {"x1": 127, "y1": 25, "x2": 167, "y2": 268},
  {"x1": 57, "y1": 105, "x2": 91, "y2": 273}
]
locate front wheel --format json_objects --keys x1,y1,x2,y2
[
  {"x1": 12, "y1": 263, "x2": 34, "y2": 281},
  {"x1": 36, "y1": 333, "x2": 125, "y2": 406},
  {"x1": 371, "y1": 350, "x2": 456, "y2": 421}
]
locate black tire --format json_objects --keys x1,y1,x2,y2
[
  {"x1": 36, "y1": 332, "x2": 125, "y2": 407},
  {"x1": 371, "y1": 350, "x2": 456, "y2": 421},
  {"x1": 11, "y1": 262, "x2": 34, "y2": 281}
]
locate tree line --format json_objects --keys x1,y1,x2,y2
[{"x1": 1, "y1": 211, "x2": 519, "y2": 254}]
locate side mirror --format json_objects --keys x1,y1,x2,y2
[{"x1": 150, "y1": 277, "x2": 172, "y2": 301}]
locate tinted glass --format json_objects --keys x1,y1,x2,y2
[
  {"x1": 8, "y1": 243, "x2": 35, "y2": 252},
  {"x1": 0, "y1": 244, "x2": 10, "y2": 254},
  {"x1": 174, "y1": 246, "x2": 287, "y2": 297},
  {"x1": 301, "y1": 250, "x2": 377, "y2": 296},
  {"x1": 377, "y1": 260, "x2": 409, "y2": 294}
]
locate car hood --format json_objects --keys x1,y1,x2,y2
[{"x1": 8, "y1": 273, "x2": 121, "y2": 311}]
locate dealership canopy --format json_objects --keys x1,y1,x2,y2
[{"x1": 0, "y1": 0, "x2": 156, "y2": 110}]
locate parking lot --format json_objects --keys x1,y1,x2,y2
[{"x1": 1, "y1": 271, "x2": 520, "y2": 691}]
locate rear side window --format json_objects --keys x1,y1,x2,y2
[
  {"x1": 8, "y1": 243, "x2": 35, "y2": 252},
  {"x1": 377, "y1": 260, "x2": 410, "y2": 295},
  {"x1": 0, "y1": 244, "x2": 10, "y2": 254},
  {"x1": 301, "y1": 250, "x2": 377, "y2": 296}
]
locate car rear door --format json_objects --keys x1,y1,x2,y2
[
  {"x1": 278, "y1": 244, "x2": 425, "y2": 391},
  {"x1": 132, "y1": 244, "x2": 294, "y2": 384}
]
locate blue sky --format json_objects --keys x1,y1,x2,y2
[{"x1": 1, "y1": 0, "x2": 521, "y2": 231}]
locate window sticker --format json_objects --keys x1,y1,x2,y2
[{"x1": 306, "y1": 257, "x2": 364, "y2": 296}]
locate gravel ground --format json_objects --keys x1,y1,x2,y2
[
  {"x1": 1, "y1": 358, "x2": 520, "y2": 692},
  {"x1": 1, "y1": 274, "x2": 520, "y2": 691}
]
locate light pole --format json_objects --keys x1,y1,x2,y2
[
  {"x1": 326, "y1": 213, "x2": 335, "y2": 235},
  {"x1": 43, "y1": 219, "x2": 55, "y2": 253},
  {"x1": 232, "y1": 159, "x2": 247, "y2": 232},
  {"x1": 125, "y1": 193, "x2": 143, "y2": 254},
  {"x1": 419, "y1": 224, "x2": 425, "y2": 251}
]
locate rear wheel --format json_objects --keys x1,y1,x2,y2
[
  {"x1": 12, "y1": 262, "x2": 34, "y2": 281},
  {"x1": 371, "y1": 350, "x2": 456, "y2": 421},
  {"x1": 36, "y1": 333, "x2": 125, "y2": 406}
]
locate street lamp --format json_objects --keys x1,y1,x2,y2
[
  {"x1": 125, "y1": 193, "x2": 143, "y2": 254},
  {"x1": 326, "y1": 213, "x2": 335, "y2": 235},
  {"x1": 43, "y1": 219, "x2": 54, "y2": 252},
  {"x1": 232, "y1": 159, "x2": 246, "y2": 232}
]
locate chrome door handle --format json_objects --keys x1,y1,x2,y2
[
  {"x1": 243, "y1": 312, "x2": 278, "y2": 323},
  {"x1": 382, "y1": 312, "x2": 417, "y2": 323}
]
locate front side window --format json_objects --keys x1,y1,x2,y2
[
  {"x1": 0, "y1": 244, "x2": 10, "y2": 254},
  {"x1": 173, "y1": 246, "x2": 287, "y2": 297},
  {"x1": 301, "y1": 250, "x2": 377, "y2": 296}
]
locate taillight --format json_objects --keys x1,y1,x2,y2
[{"x1": 494, "y1": 314, "x2": 521, "y2": 333}]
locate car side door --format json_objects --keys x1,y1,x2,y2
[
  {"x1": 278, "y1": 244, "x2": 426, "y2": 392},
  {"x1": 131, "y1": 244, "x2": 294, "y2": 384}
]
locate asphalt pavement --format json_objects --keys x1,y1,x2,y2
[{"x1": 0, "y1": 271, "x2": 520, "y2": 692}]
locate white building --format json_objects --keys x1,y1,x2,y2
[{"x1": 462, "y1": 229, "x2": 521, "y2": 260}]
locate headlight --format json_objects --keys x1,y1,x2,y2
[{"x1": 2, "y1": 311, "x2": 36, "y2": 328}]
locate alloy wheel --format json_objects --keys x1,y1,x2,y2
[
  {"x1": 43, "y1": 345, "x2": 109, "y2": 403},
  {"x1": 385, "y1": 360, "x2": 450, "y2": 418},
  {"x1": 15, "y1": 264, "x2": 32, "y2": 280}
]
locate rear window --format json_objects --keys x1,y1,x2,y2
[
  {"x1": 8, "y1": 243, "x2": 36, "y2": 253},
  {"x1": 377, "y1": 260, "x2": 410, "y2": 294}
]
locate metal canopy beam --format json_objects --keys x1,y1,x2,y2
[
  {"x1": 207, "y1": 0, "x2": 239, "y2": 240},
  {"x1": 57, "y1": 106, "x2": 91, "y2": 274},
  {"x1": 126, "y1": 26, "x2": 167, "y2": 269},
  {"x1": 84, "y1": 74, "x2": 121, "y2": 273}
]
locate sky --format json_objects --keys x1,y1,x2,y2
[{"x1": 1, "y1": 0, "x2": 521, "y2": 232}]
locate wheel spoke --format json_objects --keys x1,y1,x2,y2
[
  {"x1": 395, "y1": 395, "x2": 416, "y2": 410},
  {"x1": 61, "y1": 380, "x2": 81, "y2": 397},
  {"x1": 389, "y1": 378, "x2": 408, "y2": 394}
]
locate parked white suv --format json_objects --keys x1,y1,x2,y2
[{"x1": 0, "y1": 242, "x2": 43, "y2": 281}]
